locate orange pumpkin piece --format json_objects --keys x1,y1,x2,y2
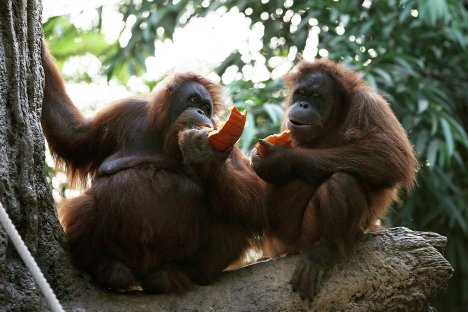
[
  {"x1": 207, "y1": 107, "x2": 247, "y2": 152},
  {"x1": 255, "y1": 130, "x2": 292, "y2": 157}
]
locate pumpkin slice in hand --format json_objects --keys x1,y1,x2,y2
[
  {"x1": 206, "y1": 107, "x2": 247, "y2": 152},
  {"x1": 255, "y1": 130, "x2": 292, "y2": 157}
]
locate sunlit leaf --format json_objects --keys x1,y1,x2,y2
[
  {"x1": 417, "y1": 99, "x2": 428, "y2": 114},
  {"x1": 427, "y1": 139, "x2": 439, "y2": 169}
]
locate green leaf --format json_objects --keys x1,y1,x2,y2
[
  {"x1": 340, "y1": 14, "x2": 350, "y2": 27},
  {"x1": 263, "y1": 103, "x2": 283, "y2": 124},
  {"x1": 440, "y1": 118, "x2": 454, "y2": 156},
  {"x1": 417, "y1": 99, "x2": 428, "y2": 114},
  {"x1": 430, "y1": 113, "x2": 439, "y2": 136},
  {"x1": 444, "y1": 115, "x2": 468, "y2": 148},
  {"x1": 373, "y1": 68, "x2": 393, "y2": 86},
  {"x1": 239, "y1": 111, "x2": 257, "y2": 153},
  {"x1": 414, "y1": 129, "x2": 428, "y2": 156},
  {"x1": 446, "y1": 200, "x2": 468, "y2": 232},
  {"x1": 399, "y1": 1, "x2": 415, "y2": 22},
  {"x1": 426, "y1": 139, "x2": 439, "y2": 169}
]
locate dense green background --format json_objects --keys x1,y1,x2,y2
[{"x1": 43, "y1": 1, "x2": 468, "y2": 310}]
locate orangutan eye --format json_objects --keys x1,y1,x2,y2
[
  {"x1": 295, "y1": 89, "x2": 305, "y2": 96},
  {"x1": 189, "y1": 96, "x2": 198, "y2": 103},
  {"x1": 202, "y1": 103, "x2": 211, "y2": 112},
  {"x1": 312, "y1": 93, "x2": 320, "y2": 99}
]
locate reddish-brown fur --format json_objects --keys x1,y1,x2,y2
[
  {"x1": 41, "y1": 44, "x2": 266, "y2": 293},
  {"x1": 253, "y1": 59, "x2": 419, "y2": 299}
]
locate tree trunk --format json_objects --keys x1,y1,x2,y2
[
  {"x1": 0, "y1": 1, "x2": 453, "y2": 312},
  {"x1": 0, "y1": 1, "x2": 79, "y2": 311}
]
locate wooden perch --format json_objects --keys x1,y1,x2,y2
[{"x1": 65, "y1": 227, "x2": 453, "y2": 312}]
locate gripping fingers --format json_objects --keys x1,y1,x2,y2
[
  {"x1": 257, "y1": 139, "x2": 274, "y2": 149},
  {"x1": 178, "y1": 129, "x2": 212, "y2": 164},
  {"x1": 290, "y1": 258, "x2": 325, "y2": 301},
  {"x1": 179, "y1": 128, "x2": 210, "y2": 146},
  {"x1": 291, "y1": 259, "x2": 306, "y2": 292},
  {"x1": 313, "y1": 268, "x2": 324, "y2": 297}
]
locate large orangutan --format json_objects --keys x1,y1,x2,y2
[
  {"x1": 252, "y1": 60, "x2": 419, "y2": 299},
  {"x1": 41, "y1": 45, "x2": 266, "y2": 293}
]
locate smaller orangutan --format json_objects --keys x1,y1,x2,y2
[{"x1": 252, "y1": 59, "x2": 419, "y2": 300}]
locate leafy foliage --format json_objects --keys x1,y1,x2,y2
[
  {"x1": 43, "y1": 16, "x2": 111, "y2": 62},
  {"x1": 228, "y1": 79, "x2": 286, "y2": 154},
  {"x1": 44, "y1": 0, "x2": 467, "y2": 310}
]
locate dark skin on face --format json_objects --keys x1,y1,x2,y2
[
  {"x1": 41, "y1": 42, "x2": 267, "y2": 294},
  {"x1": 252, "y1": 60, "x2": 418, "y2": 301},
  {"x1": 168, "y1": 81, "x2": 214, "y2": 127},
  {"x1": 286, "y1": 72, "x2": 342, "y2": 143}
]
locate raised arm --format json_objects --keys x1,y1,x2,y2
[
  {"x1": 41, "y1": 42, "x2": 132, "y2": 182},
  {"x1": 41, "y1": 42, "x2": 93, "y2": 160}
]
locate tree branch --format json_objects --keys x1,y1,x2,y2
[{"x1": 64, "y1": 227, "x2": 453, "y2": 312}]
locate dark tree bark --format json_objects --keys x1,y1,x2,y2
[
  {"x1": 0, "y1": 1, "x2": 453, "y2": 311},
  {"x1": 0, "y1": 1, "x2": 80, "y2": 311}
]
